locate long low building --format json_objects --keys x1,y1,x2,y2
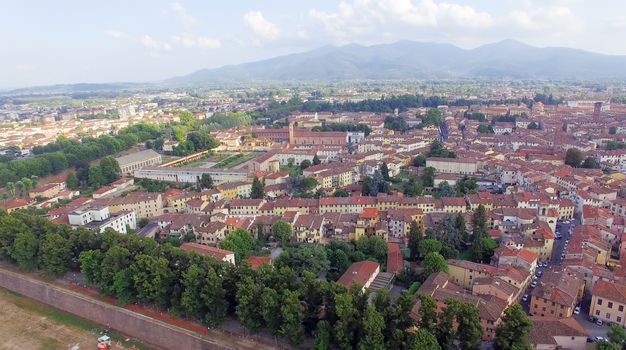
[
  {"x1": 135, "y1": 166, "x2": 249, "y2": 185},
  {"x1": 115, "y1": 149, "x2": 162, "y2": 175},
  {"x1": 426, "y1": 157, "x2": 479, "y2": 175}
]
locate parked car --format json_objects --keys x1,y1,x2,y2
[
  {"x1": 574, "y1": 306, "x2": 581, "y2": 315},
  {"x1": 597, "y1": 319, "x2": 604, "y2": 326},
  {"x1": 522, "y1": 294, "x2": 529, "y2": 302},
  {"x1": 531, "y1": 281, "x2": 538, "y2": 288},
  {"x1": 595, "y1": 336, "x2": 606, "y2": 342}
]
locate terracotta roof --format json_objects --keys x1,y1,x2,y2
[
  {"x1": 337, "y1": 261, "x2": 380, "y2": 289},
  {"x1": 529, "y1": 317, "x2": 587, "y2": 346},
  {"x1": 387, "y1": 243, "x2": 403, "y2": 274},
  {"x1": 592, "y1": 279, "x2": 626, "y2": 304},
  {"x1": 180, "y1": 243, "x2": 234, "y2": 261},
  {"x1": 246, "y1": 256, "x2": 272, "y2": 270}
]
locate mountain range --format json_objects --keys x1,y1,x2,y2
[{"x1": 170, "y1": 39, "x2": 626, "y2": 83}]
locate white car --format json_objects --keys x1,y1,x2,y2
[
  {"x1": 522, "y1": 294, "x2": 529, "y2": 302},
  {"x1": 531, "y1": 281, "x2": 538, "y2": 288},
  {"x1": 574, "y1": 306, "x2": 581, "y2": 315},
  {"x1": 595, "y1": 336, "x2": 606, "y2": 342}
]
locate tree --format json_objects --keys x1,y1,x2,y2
[
  {"x1": 79, "y1": 250, "x2": 103, "y2": 284},
  {"x1": 275, "y1": 245, "x2": 330, "y2": 276},
  {"x1": 422, "y1": 167, "x2": 435, "y2": 187},
  {"x1": 260, "y1": 287, "x2": 281, "y2": 335},
  {"x1": 281, "y1": 290, "x2": 305, "y2": 345},
  {"x1": 494, "y1": 304, "x2": 533, "y2": 350},
  {"x1": 471, "y1": 204, "x2": 489, "y2": 262},
  {"x1": 407, "y1": 329, "x2": 441, "y2": 350},
  {"x1": 272, "y1": 220, "x2": 292, "y2": 246},
  {"x1": 355, "y1": 235, "x2": 388, "y2": 262},
  {"x1": 200, "y1": 174, "x2": 213, "y2": 189},
  {"x1": 130, "y1": 254, "x2": 173, "y2": 307},
  {"x1": 313, "y1": 320, "x2": 332, "y2": 350},
  {"x1": 477, "y1": 124, "x2": 494, "y2": 134},
  {"x1": 422, "y1": 252, "x2": 448, "y2": 277},
  {"x1": 87, "y1": 165, "x2": 106, "y2": 188},
  {"x1": 219, "y1": 229, "x2": 256, "y2": 262},
  {"x1": 408, "y1": 220, "x2": 422, "y2": 261},
  {"x1": 417, "y1": 294, "x2": 438, "y2": 334},
  {"x1": 10, "y1": 230, "x2": 39, "y2": 271},
  {"x1": 565, "y1": 148, "x2": 584, "y2": 167},
  {"x1": 236, "y1": 276, "x2": 264, "y2": 332},
  {"x1": 456, "y1": 302, "x2": 483, "y2": 350},
  {"x1": 66, "y1": 172, "x2": 79, "y2": 190},
  {"x1": 418, "y1": 239, "x2": 442, "y2": 258},
  {"x1": 250, "y1": 176, "x2": 264, "y2": 199},
  {"x1": 99, "y1": 156, "x2": 121, "y2": 184},
  {"x1": 607, "y1": 324, "x2": 626, "y2": 346},
  {"x1": 39, "y1": 233, "x2": 71, "y2": 277},
  {"x1": 312, "y1": 154, "x2": 321, "y2": 165},
  {"x1": 99, "y1": 246, "x2": 132, "y2": 295},
  {"x1": 380, "y1": 163, "x2": 391, "y2": 181},
  {"x1": 359, "y1": 305, "x2": 386, "y2": 350},
  {"x1": 300, "y1": 159, "x2": 312, "y2": 170},
  {"x1": 581, "y1": 156, "x2": 601, "y2": 169},
  {"x1": 413, "y1": 154, "x2": 426, "y2": 167},
  {"x1": 201, "y1": 266, "x2": 227, "y2": 326},
  {"x1": 181, "y1": 264, "x2": 206, "y2": 319},
  {"x1": 438, "y1": 181, "x2": 456, "y2": 197},
  {"x1": 437, "y1": 300, "x2": 457, "y2": 350},
  {"x1": 334, "y1": 292, "x2": 358, "y2": 350}
]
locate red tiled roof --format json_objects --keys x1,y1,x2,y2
[
  {"x1": 180, "y1": 243, "x2": 234, "y2": 261},
  {"x1": 387, "y1": 243, "x2": 403, "y2": 274},
  {"x1": 338, "y1": 261, "x2": 380, "y2": 289},
  {"x1": 246, "y1": 256, "x2": 272, "y2": 270}
]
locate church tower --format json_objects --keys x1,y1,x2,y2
[{"x1": 288, "y1": 122, "x2": 295, "y2": 145}]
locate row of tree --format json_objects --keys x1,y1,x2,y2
[{"x1": 0, "y1": 124, "x2": 161, "y2": 186}]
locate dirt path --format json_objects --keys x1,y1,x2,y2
[{"x1": 0, "y1": 289, "x2": 139, "y2": 350}]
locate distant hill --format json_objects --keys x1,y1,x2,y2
[{"x1": 170, "y1": 39, "x2": 626, "y2": 83}]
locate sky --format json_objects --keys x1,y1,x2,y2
[{"x1": 2, "y1": 0, "x2": 626, "y2": 87}]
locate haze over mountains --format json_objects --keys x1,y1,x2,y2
[{"x1": 171, "y1": 39, "x2": 626, "y2": 83}]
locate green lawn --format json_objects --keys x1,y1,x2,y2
[{"x1": 212, "y1": 152, "x2": 259, "y2": 169}]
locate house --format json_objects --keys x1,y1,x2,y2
[
  {"x1": 1, "y1": 198, "x2": 34, "y2": 213},
  {"x1": 590, "y1": 279, "x2": 626, "y2": 327},
  {"x1": 115, "y1": 149, "x2": 162, "y2": 175},
  {"x1": 337, "y1": 261, "x2": 380, "y2": 292},
  {"x1": 528, "y1": 316, "x2": 588, "y2": 350},
  {"x1": 413, "y1": 272, "x2": 508, "y2": 340},
  {"x1": 68, "y1": 205, "x2": 136, "y2": 234},
  {"x1": 529, "y1": 266, "x2": 584, "y2": 318},
  {"x1": 180, "y1": 242, "x2": 235, "y2": 265}
]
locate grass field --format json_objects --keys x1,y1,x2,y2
[
  {"x1": 0, "y1": 288, "x2": 149, "y2": 350},
  {"x1": 212, "y1": 152, "x2": 258, "y2": 169}
]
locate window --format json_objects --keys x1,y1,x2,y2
[
  {"x1": 609, "y1": 302, "x2": 614, "y2": 309},
  {"x1": 607, "y1": 313, "x2": 611, "y2": 320},
  {"x1": 598, "y1": 299, "x2": 603, "y2": 305},
  {"x1": 596, "y1": 310, "x2": 600, "y2": 316},
  {"x1": 620, "y1": 305, "x2": 624, "y2": 312},
  {"x1": 618, "y1": 317, "x2": 622, "y2": 323}
]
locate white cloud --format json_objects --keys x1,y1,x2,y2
[
  {"x1": 197, "y1": 36, "x2": 221, "y2": 49},
  {"x1": 171, "y1": 32, "x2": 221, "y2": 49},
  {"x1": 243, "y1": 11, "x2": 280, "y2": 40},
  {"x1": 309, "y1": 0, "x2": 494, "y2": 43},
  {"x1": 141, "y1": 35, "x2": 172, "y2": 56},
  {"x1": 508, "y1": 6, "x2": 577, "y2": 31},
  {"x1": 170, "y1": 2, "x2": 198, "y2": 29},
  {"x1": 105, "y1": 30, "x2": 128, "y2": 39}
]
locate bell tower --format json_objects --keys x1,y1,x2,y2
[{"x1": 288, "y1": 122, "x2": 295, "y2": 145}]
